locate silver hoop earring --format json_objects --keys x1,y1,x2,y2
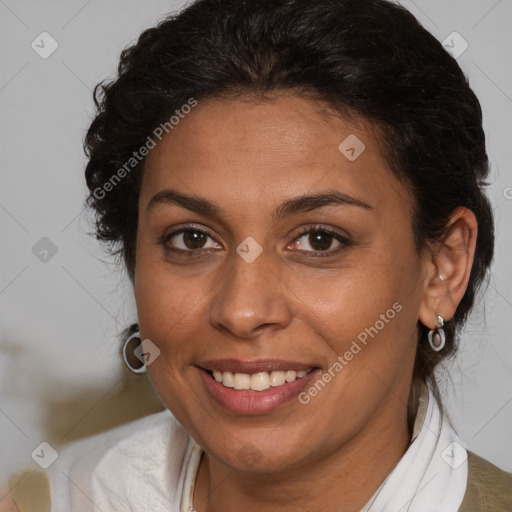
[
  {"x1": 122, "y1": 332, "x2": 147, "y2": 373},
  {"x1": 428, "y1": 315, "x2": 446, "y2": 352}
]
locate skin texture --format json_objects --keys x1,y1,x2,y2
[{"x1": 134, "y1": 92, "x2": 477, "y2": 512}]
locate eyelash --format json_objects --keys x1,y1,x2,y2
[
  {"x1": 161, "y1": 223, "x2": 351, "y2": 257},
  {"x1": 292, "y1": 225, "x2": 351, "y2": 256}
]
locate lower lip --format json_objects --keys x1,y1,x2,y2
[{"x1": 197, "y1": 368, "x2": 320, "y2": 415}]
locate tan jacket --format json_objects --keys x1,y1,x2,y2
[{"x1": 6, "y1": 450, "x2": 512, "y2": 511}]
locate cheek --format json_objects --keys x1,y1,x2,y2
[
  {"x1": 135, "y1": 271, "x2": 206, "y2": 349},
  {"x1": 133, "y1": 255, "x2": 209, "y2": 421},
  {"x1": 286, "y1": 254, "x2": 401, "y2": 331},
  {"x1": 294, "y1": 247, "x2": 420, "y2": 381},
  {"x1": 312, "y1": 282, "x2": 404, "y2": 368},
  {"x1": 133, "y1": 241, "x2": 208, "y2": 364}
]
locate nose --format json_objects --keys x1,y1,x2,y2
[{"x1": 208, "y1": 247, "x2": 293, "y2": 340}]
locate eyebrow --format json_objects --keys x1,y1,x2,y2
[{"x1": 146, "y1": 188, "x2": 374, "y2": 221}]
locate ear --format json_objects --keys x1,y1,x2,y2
[{"x1": 418, "y1": 206, "x2": 478, "y2": 329}]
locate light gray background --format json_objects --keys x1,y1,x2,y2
[{"x1": 1, "y1": 0, "x2": 511, "y2": 481}]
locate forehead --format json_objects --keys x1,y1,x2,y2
[{"x1": 140, "y1": 93, "x2": 411, "y2": 216}]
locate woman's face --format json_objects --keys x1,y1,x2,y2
[{"x1": 134, "y1": 92, "x2": 427, "y2": 472}]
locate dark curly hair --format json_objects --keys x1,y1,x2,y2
[{"x1": 84, "y1": 0, "x2": 494, "y2": 423}]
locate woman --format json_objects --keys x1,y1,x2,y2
[{"x1": 4, "y1": 0, "x2": 511, "y2": 510}]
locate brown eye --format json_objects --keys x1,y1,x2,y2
[
  {"x1": 306, "y1": 231, "x2": 334, "y2": 251},
  {"x1": 182, "y1": 230, "x2": 207, "y2": 249},
  {"x1": 164, "y1": 228, "x2": 221, "y2": 252},
  {"x1": 291, "y1": 226, "x2": 350, "y2": 255}
]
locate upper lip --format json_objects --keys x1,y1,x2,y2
[{"x1": 198, "y1": 359, "x2": 317, "y2": 374}]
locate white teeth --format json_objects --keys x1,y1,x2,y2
[
  {"x1": 270, "y1": 371, "x2": 286, "y2": 387},
  {"x1": 285, "y1": 370, "x2": 296, "y2": 382},
  {"x1": 211, "y1": 369, "x2": 312, "y2": 391},
  {"x1": 233, "y1": 373, "x2": 251, "y2": 390},
  {"x1": 222, "y1": 372, "x2": 234, "y2": 388}
]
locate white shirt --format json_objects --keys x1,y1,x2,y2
[{"x1": 48, "y1": 382, "x2": 468, "y2": 512}]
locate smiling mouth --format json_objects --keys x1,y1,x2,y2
[
  {"x1": 204, "y1": 368, "x2": 315, "y2": 391},
  {"x1": 197, "y1": 361, "x2": 322, "y2": 414}
]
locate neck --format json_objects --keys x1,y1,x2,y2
[{"x1": 193, "y1": 389, "x2": 415, "y2": 512}]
